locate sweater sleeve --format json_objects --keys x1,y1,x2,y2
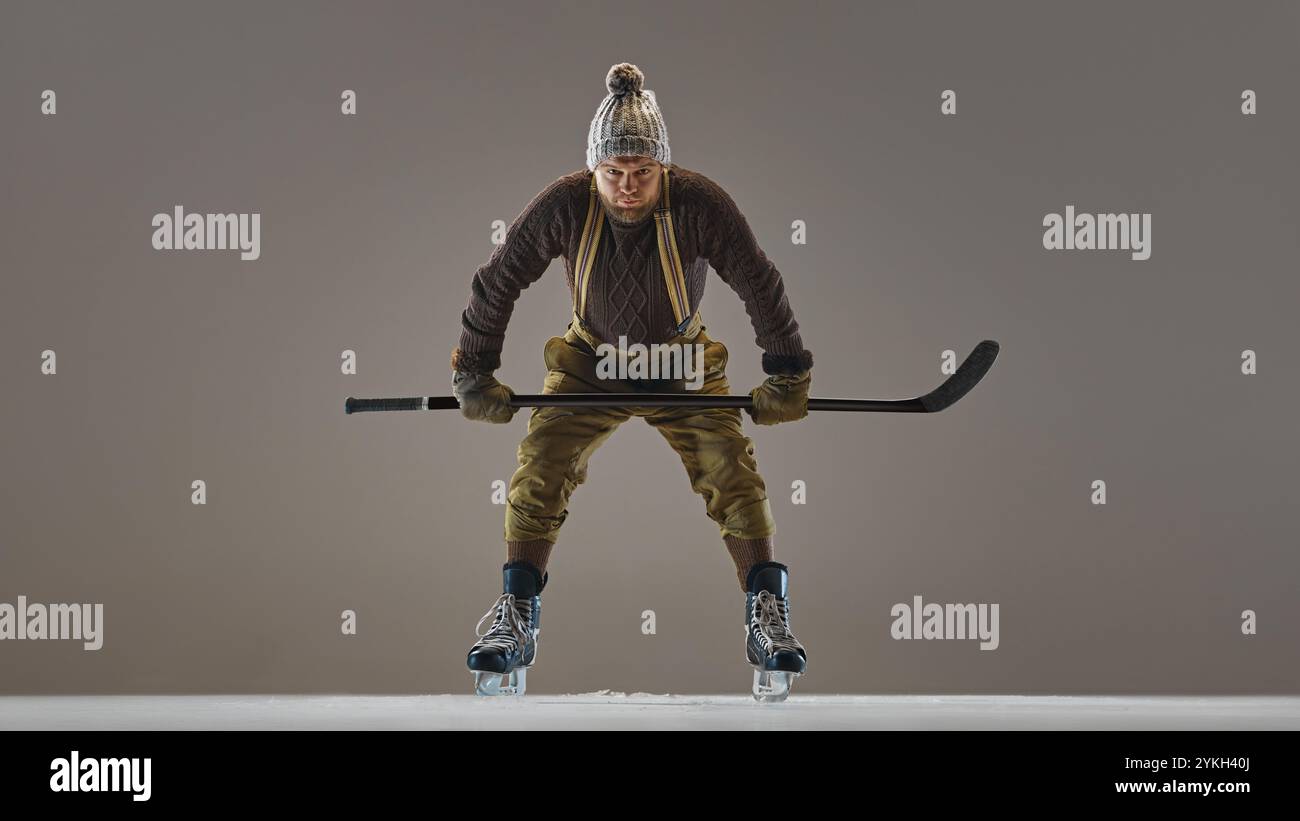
[
  {"x1": 449, "y1": 177, "x2": 570, "y2": 374},
  {"x1": 696, "y1": 174, "x2": 814, "y2": 376}
]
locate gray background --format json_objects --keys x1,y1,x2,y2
[{"x1": 2, "y1": 0, "x2": 1296, "y2": 695}]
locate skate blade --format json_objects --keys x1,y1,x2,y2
[
  {"x1": 472, "y1": 667, "x2": 528, "y2": 697},
  {"x1": 751, "y1": 669, "x2": 799, "y2": 703}
]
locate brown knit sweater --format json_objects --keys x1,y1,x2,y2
[{"x1": 450, "y1": 164, "x2": 813, "y2": 376}]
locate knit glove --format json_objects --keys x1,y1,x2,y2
[
  {"x1": 746, "y1": 370, "x2": 811, "y2": 425},
  {"x1": 451, "y1": 370, "x2": 518, "y2": 424}
]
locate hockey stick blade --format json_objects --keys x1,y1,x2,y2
[
  {"x1": 915, "y1": 339, "x2": 1000, "y2": 413},
  {"x1": 344, "y1": 340, "x2": 999, "y2": 415}
]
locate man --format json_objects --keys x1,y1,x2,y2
[{"x1": 451, "y1": 63, "x2": 813, "y2": 701}]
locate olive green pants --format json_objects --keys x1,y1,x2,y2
[{"x1": 503, "y1": 317, "x2": 777, "y2": 546}]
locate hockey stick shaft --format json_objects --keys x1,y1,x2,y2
[
  {"x1": 344, "y1": 340, "x2": 998, "y2": 416},
  {"x1": 344, "y1": 394, "x2": 924, "y2": 414}
]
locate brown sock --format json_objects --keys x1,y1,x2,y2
[
  {"x1": 724, "y1": 535, "x2": 775, "y2": 593},
  {"x1": 506, "y1": 539, "x2": 555, "y2": 576}
]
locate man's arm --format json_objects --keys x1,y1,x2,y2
[
  {"x1": 696, "y1": 174, "x2": 814, "y2": 376},
  {"x1": 449, "y1": 177, "x2": 571, "y2": 375}
]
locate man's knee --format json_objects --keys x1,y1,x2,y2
[
  {"x1": 509, "y1": 415, "x2": 614, "y2": 517},
  {"x1": 678, "y1": 428, "x2": 761, "y2": 490},
  {"x1": 509, "y1": 448, "x2": 581, "y2": 514}
]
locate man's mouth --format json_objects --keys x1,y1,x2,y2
[{"x1": 620, "y1": 198, "x2": 638, "y2": 206}]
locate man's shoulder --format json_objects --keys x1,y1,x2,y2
[
  {"x1": 552, "y1": 168, "x2": 593, "y2": 192},
  {"x1": 519, "y1": 170, "x2": 591, "y2": 222},
  {"x1": 540, "y1": 169, "x2": 592, "y2": 202},
  {"x1": 667, "y1": 165, "x2": 733, "y2": 213}
]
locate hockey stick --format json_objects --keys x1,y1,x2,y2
[{"x1": 345, "y1": 340, "x2": 999, "y2": 416}]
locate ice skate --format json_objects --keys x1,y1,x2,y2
[
  {"x1": 744, "y1": 561, "x2": 807, "y2": 703},
  {"x1": 466, "y1": 560, "x2": 547, "y2": 697}
]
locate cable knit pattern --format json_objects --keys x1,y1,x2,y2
[
  {"x1": 602, "y1": 222, "x2": 652, "y2": 341},
  {"x1": 452, "y1": 165, "x2": 811, "y2": 375}
]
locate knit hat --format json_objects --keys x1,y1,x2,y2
[{"x1": 586, "y1": 63, "x2": 671, "y2": 171}]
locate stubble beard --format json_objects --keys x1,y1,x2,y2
[{"x1": 601, "y1": 191, "x2": 656, "y2": 225}]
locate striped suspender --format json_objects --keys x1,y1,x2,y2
[
  {"x1": 575, "y1": 167, "x2": 693, "y2": 334},
  {"x1": 652, "y1": 167, "x2": 694, "y2": 334},
  {"x1": 574, "y1": 173, "x2": 606, "y2": 324}
]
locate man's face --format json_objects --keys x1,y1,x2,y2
[{"x1": 595, "y1": 156, "x2": 663, "y2": 224}]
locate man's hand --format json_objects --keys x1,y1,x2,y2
[
  {"x1": 746, "y1": 370, "x2": 811, "y2": 425},
  {"x1": 451, "y1": 370, "x2": 518, "y2": 424}
]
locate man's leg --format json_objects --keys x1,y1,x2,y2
[
  {"x1": 644, "y1": 333, "x2": 778, "y2": 592},
  {"x1": 504, "y1": 335, "x2": 632, "y2": 574}
]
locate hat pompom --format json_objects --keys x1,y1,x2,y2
[{"x1": 606, "y1": 63, "x2": 644, "y2": 97}]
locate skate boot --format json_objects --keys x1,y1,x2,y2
[
  {"x1": 744, "y1": 561, "x2": 807, "y2": 703},
  {"x1": 466, "y1": 560, "x2": 547, "y2": 697}
]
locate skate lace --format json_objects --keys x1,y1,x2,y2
[
  {"x1": 473, "y1": 594, "x2": 534, "y2": 655},
  {"x1": 751, "y1": 590, "x2": 804, "y2": 654}
]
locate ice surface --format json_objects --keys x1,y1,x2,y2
[{"x1": 1, "y1": 695, "x2": 1297, "y2": 730}]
